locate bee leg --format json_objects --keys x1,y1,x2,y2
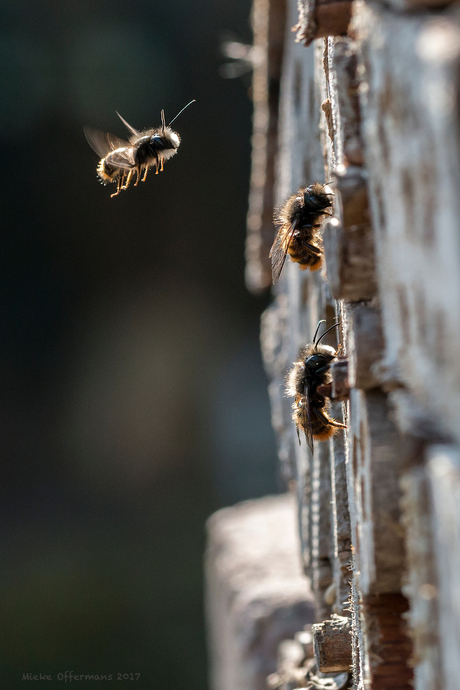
[
  {"x1": 110, "y1": 175, "x2": 123, "y2": 198},
  {"x1": 296, "y1": 427, "x2": 301, "y2": 446},
  {"x1": 160, "y1": 157, "x2": 164, "y2": 172},
  {"x1": 314, "y1": 407, "x2": 347, "y2": 429},
  {"x1": 330, "y1": 420, "x2": 347, "y2": 429},
  {"x1": 142, "y1": 166, "x2": 149, "y2": 182},
  {"x1": 122, "y1": 170, "x2": 133, "y2": 190},
  {"x1": 134, "y1": 166, "x2": 141, "y2": 186},
  {"x1": 302, "y1": 242, "x2": 322, "y2": 256},
  {"x1": 313, "y1": 408, "x2": 330, "y2": 425}
]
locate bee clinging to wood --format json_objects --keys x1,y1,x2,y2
[
  {"x1": 270, "y1": 182, "x2": 334, "y2": 283},
  {"x1": 84, "y1": 100, "x2": 195, "y2": 198},
  {"x1": 286, "y1": 320, "x2": 346, "y2": 452}
]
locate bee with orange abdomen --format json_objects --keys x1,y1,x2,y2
[
  {"x1": 270, "y1": 183, "x2": 334, "y2": 283},
  {"x1": 286, "y1": 320, "x2": 346, "y2": 452},
  {"x1": 84, "y1": 100, "x2": 195, "y2": 198}
]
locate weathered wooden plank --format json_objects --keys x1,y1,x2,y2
[
  {"x1": 368, "y1": 0, "x2": 454, "y2": 14},
  {"x1": 329, "y1": 405, "x2": 352, "y2": 615},
  {"x1": 246, "y1": 0, "x2": 287, "y2": 293},
  {"x1": 323, "y1": 216, "x2": 377, "y2": 302},
  {"x1": 277, "y1": 7, "x2": 325, "y2": 196},
  {"x1": 320, "y1": 37, "x2": 343, "y2": 172},
  {"x1": 310, "y1": 438, "x2": 334, "y2": 620},
  {"x1": 261, "y1": 295, "x2": 299, "y2": 483},
  {"x1": 214, "y1": 0, "x2": 460, "y2": 686},
  {"x1": 312, "y1": 615, "x2": 352, "y2": 672},
  {"x1": 272, "y1": 4, "x2": 346, "y2": 591},
  {"x1": 296, "y1": 442, "x2": 314, "y2": 575},
  {"x1": 268, "y1": 633, "x2": 350, "y2": 689},
  {"x1": 332, "y1": 38, "x2": 364, "y2": 166},
  {"x1": 363, "y1": 593, "x2": 413, "y2": 690},
  {"x1": 321, "y1": 41, "x2": 377, "y2": 305},
  {"x1": 331, "y1": 358, "x2": 350, "y2": 401},
  {"x1": 205, "y1": 495, "x2": 315, "y2": 690},
  {"x1": 346, "y1": 301, "x2": 385, "y2": 390},
  {"x1": 427, "y1": 444, "x2": 460, "y2": 690},
  {"x1": 400, "y1": 465, "x2": 443, "y2": 690},
  {"x1": 266, "y1": 638, "x2": 308, "y2": 690},
  {"x1": 294, "y1": 0, "x2": 353, "y2": 47},
  {"x1": 356, "y1": 4, "x2": 460, "y2": 444},
  {"x1": 348, "y1": 389, "x2": 409, "y2": 595}
]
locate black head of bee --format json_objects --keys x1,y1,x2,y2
[
  {"x1": 303, "y1": 183, "x2": 334, "y2": 212},
  {"x1": 126, "y1": 101, "x2": 194, "y2": 165},
  {"x1": 133, "y1": 127, "x2": 181, "y2": 165},
  {"x1": 305, "y1": 351, "x2": 334, "y2": 370},
  {"x1": 148, "y1": 129, "x2": 181, "y2": 151},
  {"x1": 303, "y1": 319, "x2": 340, "y2": 373}
]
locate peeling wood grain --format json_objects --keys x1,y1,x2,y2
[
  {"x1": 332, "y1": 39, "x2": 364, "y2": 165},
  {"x1": 312, "y1": 615, "x2": 353, "y2": 672},
  {"x1": 246, "y1": 0, "x2": 287, "y2": 293},
  {"x1": 294, "y1": 0, "x2": 353, "y2": 47}
]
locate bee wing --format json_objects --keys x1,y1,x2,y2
[
  {"x1": 269, "y1": 220, "x2": 297, "y2": 284},
  {"x1": 106, "y1": 146, "x2": 137, "y2": 169},
  {"x1": 84, "y1": 128, "x2": 130, "y2": 158},
  {"x1": 303, "y1": 380, "x2": 314, "y2": 454},
  {"x1": 116, "y1": 112, "x2": 142, "y2": 142}
]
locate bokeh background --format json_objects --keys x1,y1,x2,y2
[{"x1": 0, "y1": 0, "x2": 279, "y2": 687}]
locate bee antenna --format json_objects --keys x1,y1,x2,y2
[
  {"x1": 168, "y1": 99, "x2": 196, "y2": 127},
  {"x1": 161, "y1": 109, "x2": 166, "y2": 134},
  {"x1": 315, "y1": 320, "x2": 341, "y2": 349},
  {"x1": 312, "y1": 320, "x2": 326, "y2": 345}
]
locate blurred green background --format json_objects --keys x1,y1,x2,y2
[{"x1": 0, "y1": 0, "x2": 278, "y2": 687}]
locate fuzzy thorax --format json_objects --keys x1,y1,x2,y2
[
  {"x1": 285, "y1": 343, "x2": 336, "y2": 398},
  {"x1": 276, "y1": 183, "x2": 333, "y2": 228}
]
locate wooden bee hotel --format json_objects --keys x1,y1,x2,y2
[{"x1": 206, "y1": 0, "x2": 460, "y2": 689}]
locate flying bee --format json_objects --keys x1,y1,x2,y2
[
  {"x1": 286, "y1": 320, "x2": 346, "y2": 452},
  {"x1": 270, "y1": 182, "x2": 334, "y2": 283},
  {"x1": 84, "y1": 100, "x2": 195, "y2": 198}
]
